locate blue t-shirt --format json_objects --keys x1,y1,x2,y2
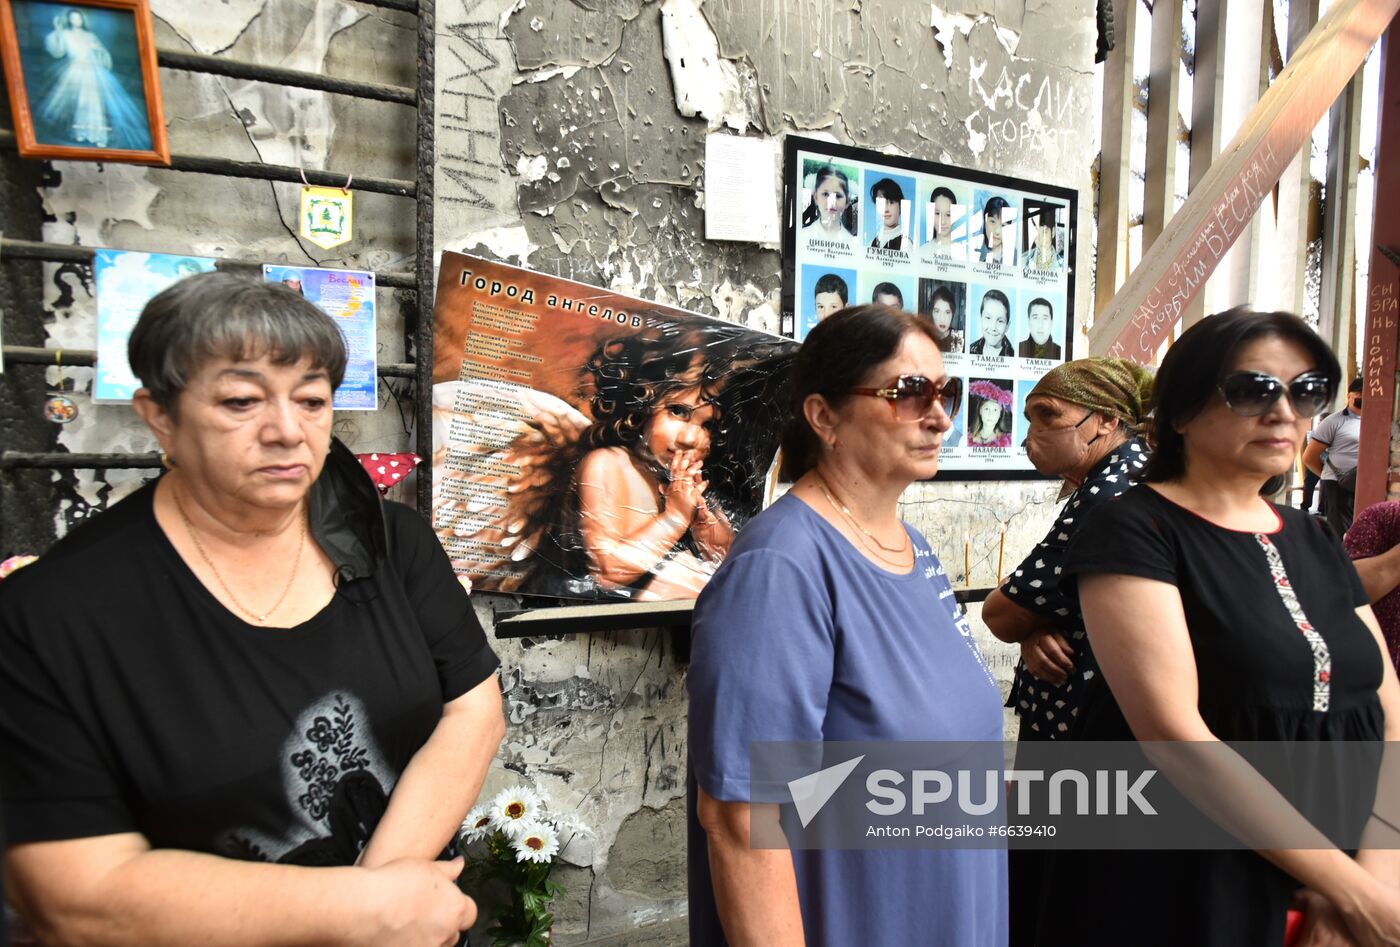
[{"x1": 686, "y1": 492, "x2": 1008, "y2": 947}]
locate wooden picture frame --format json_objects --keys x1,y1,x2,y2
[{"x1": 0, "y1": 0, "x2": 168, "y2": 164}]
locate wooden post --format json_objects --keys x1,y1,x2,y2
[
  {"x1": 1356, "y1": 27, "x2": 1400, "y2": 513},
  {"x1": 1274, "y1": 0, "x2": 1322, "y2": 317},
  {"x1": 1319, "y1": 70, "x2": 1366, "y2": 372},
  {"x1": 1090, "y1": 0, "x2": 1400, "y2": 362},
  {"x1": 1095, "y1": 0, "x2": 1139, "y2": 321},
  {"x1": 1182, "y1": 0, "x2": 1230, "y2": 328},
  {"x1": 1143, "y1": 0, "x2": 1184, "y2": 250}
]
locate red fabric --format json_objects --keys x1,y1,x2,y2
[
  {"x1": 1343, "y1": 500, "x2": 1400, "y2": 674},
  {"x1": 354, "y1": 452, "x2": 421, "y2": 495}
]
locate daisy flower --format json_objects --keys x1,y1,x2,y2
[
  {"x1": 511, "y1": 821, "x2": 560, "y2": 864},
  {"x1": 460, "y1": 805, "x2": 494, "y2": 843},
  {"x1": 489, "y1": 786, "x2": 543, "y2": 838}
]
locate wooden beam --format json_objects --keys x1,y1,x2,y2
[
  {"x1": 1182, "y1": 0, "x2": 1230, "y2": 328},
  {"x1": 1356, "y1": 27, "x2": 1400, "y2": 512},
  {"x1": 1274, "y1": 0, "x2": 1322, "y2": 317},
  {"x1": 1091, "y1": 0, "x2": 1400, "y2": 361},
  {"x1": 1095, "y1": 0, "x2": 1139, "y2": 321},
  {"x1": 1143, "y1": 0, "x2": 1185, "y2": 250}
]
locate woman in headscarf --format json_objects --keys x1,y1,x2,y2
[{"x1": 982, "y1": 357, "x2": 1153, "y2": 946}]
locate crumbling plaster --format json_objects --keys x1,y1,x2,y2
[{"x1": 435, "y1": 0, "x2": 1098, "y2": 940}]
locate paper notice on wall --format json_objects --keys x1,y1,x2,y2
[
  {"x1": 263, "y1": 265, "x2": 378, "y2": 410},
  {"x1": 704, "y1": 134, "x2": 780, "y2": 244}
]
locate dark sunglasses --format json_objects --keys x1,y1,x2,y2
[
  {"x1": 848, "y1": 374, "x2": 950, "y2": 422},
  {"x1": 1216, "y1": 370, "x2": 1334, "y2": 418}
]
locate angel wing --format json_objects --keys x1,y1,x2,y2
[{"x1": 432, "y1": 380, "x2": 590, "y2": 592}]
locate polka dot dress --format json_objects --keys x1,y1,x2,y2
[{"x1": 1003, "y1": 439, "x2": 1147, "y2": 739}]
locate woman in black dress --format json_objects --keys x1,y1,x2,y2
[{"x1": 1037, "y1": 309, "x2": 1400, "y2": 946}]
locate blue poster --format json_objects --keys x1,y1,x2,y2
[
  {"x1": 263, "y1": 265, "x2": 378, "y2": 410},
  {"x1": 94, "y1": 250, "x2": 216, "y2": 402}
]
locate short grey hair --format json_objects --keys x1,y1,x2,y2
[{"x1": 128, "y1": 271, "x2": 348, "y2": 409}]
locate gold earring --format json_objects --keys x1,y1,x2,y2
[{"x1": 160, "y1": 452, "x2": 176, "y2": 470}]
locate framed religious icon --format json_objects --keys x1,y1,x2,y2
[
  {"x1": 0, "y1": 0, "x2": 169, "y2": 164},
  {"x1": 781, "y1": 135, "x2": 1079, "y2": 481}
]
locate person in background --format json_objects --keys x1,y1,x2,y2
[
  {"x1": 0, "y1": 273, "x2": 505, "y2": 947},
  {"x1": 871, "y1": 281, "x2": 904, "y2": 309},
  {"x1": 813, "y1": 273, "x2": 849, "y2": 322},
  {"x1": 982, "y1": 357, "x2": 1153, "y2": 947},
  {"x1": 1345, "y1": 501, "x2": 1400, "y2": 673},
  {"x1": 688, "y1": 305, "x2": 1006, "y2": 947},
  {"x1": 1036, "y1": 308, "x2": 1400, "y2": 946},
  {"x1": 1303, "y1": 376, "x2": 1363, "y2": 535}
]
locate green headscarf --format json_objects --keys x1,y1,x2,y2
[{"x1": 1029, "y1": 357, "x2": 1155, "y2": 436}]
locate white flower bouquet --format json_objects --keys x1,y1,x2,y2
[{"x1": 458, "y1": 787, "x2": 589, "y2": 947}]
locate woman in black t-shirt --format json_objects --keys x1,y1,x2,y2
[
  {"x1": 1036, "y1": 309, "x2": 1400, "y2": 946},
  {"x1": 0, "y1": 273, "x2": 504, "y2": 946}
]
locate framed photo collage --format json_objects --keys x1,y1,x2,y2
[{"x1": 780, "y1": 136, "x2": 1078, "y2": 480}]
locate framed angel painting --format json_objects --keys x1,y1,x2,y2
[
  {"x1": 431, "y1": 253, "x2": 800, "y2": 604},
  {"x1": 0, "y1": 0, "x2": 170, "y2": 163}
]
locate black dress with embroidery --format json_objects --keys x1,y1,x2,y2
[
  {"x1": 1003, "y1": 438, "x2": 1147, "y2": 739},
  {"x1": 1031, "y1": 485, "x2": 1385, "y2": 947}
]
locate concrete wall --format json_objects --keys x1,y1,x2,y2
[{"x1": 1, "y1": 0, "x2": 1100, "y2": 942}]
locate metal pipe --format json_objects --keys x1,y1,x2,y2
[
  {"x1": 0, "y1": 131, "x2": 416, "y2": 197},
  {"x1": 0, "y1": 238, "x2": 416, "y2": 289},
  {"x1": 1, "y1": 452, "x2": 162, "y2": 470},
  {"x1": 2, "y1": 347, "x2": 416, "y2": 378},
  {"x1": 414, "y1": 0, "x2": 437, "y2": 520},
  {"x1": 157, "y1": 50, "x2": 416, "y2": 105}
]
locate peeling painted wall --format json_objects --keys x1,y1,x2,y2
[{"x1": 436, "y1": 0, "x2": 1099, "y2": 940}]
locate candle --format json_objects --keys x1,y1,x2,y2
[{"x1": 997, "y1": 529, "x2": 1005, "y2": 585}]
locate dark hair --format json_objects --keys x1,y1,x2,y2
[
  {"x1": 814, "y1": 273, "x2": 849, "y2": 304},
  {"x1": 581, "y1": 327, "x2": 721, "y2": 453},
  {"x1": 779, "y1": 305, "x2": 939, "y2": 479},
  {"x1": 871, "y1": 177, "x2": 905, "y2": 204},
  {"x1": 929, "y1": 186, "x2": 956, "y2": 205},
  {"x1": 1027, "y1": 297, "x2": 1054, "y2": 318},
  {"x1": 1349, "y1": 377, "x2": 1364, "y2": 393},
  {"x1": 1138, "y1": 307, "x2": 1342, "y2": 483},
  {"x1": 980, "y1": 289, "x2": 1010, "y2": 318},
  {"x1": 982, "y1": 196, "x2": 1010, "y2": 240},
  {"x1": 968, "y1": 390, "x2": 1014, "y2": 440},
  {"x1": 871, "y1": 282, "x2": 904, "y2": 307},
  {"x1": 801, "y1": 165, "x2": 858, "y2": 235},
  {"x1": 128, "y1": 271, "x2": 348, "y2": 410}
]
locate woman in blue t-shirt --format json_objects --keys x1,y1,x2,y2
[{"x1": 687, "y1": 304, "x2": 1007, "y2": 946}]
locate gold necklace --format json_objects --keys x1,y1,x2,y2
[
  {"x1": 812, "y1": 473, "x2": 911, "y2": 564},
  {"x1": 171, "y1": 482, "x2": 307, "y2": 624}
]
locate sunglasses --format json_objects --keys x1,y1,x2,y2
[
  {"x1": 1216, "y1": 370, "x2": 1334, "y2": 418},
  {"x1": 848, "y1": 374, "x2": 950, "y2": 422}
]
